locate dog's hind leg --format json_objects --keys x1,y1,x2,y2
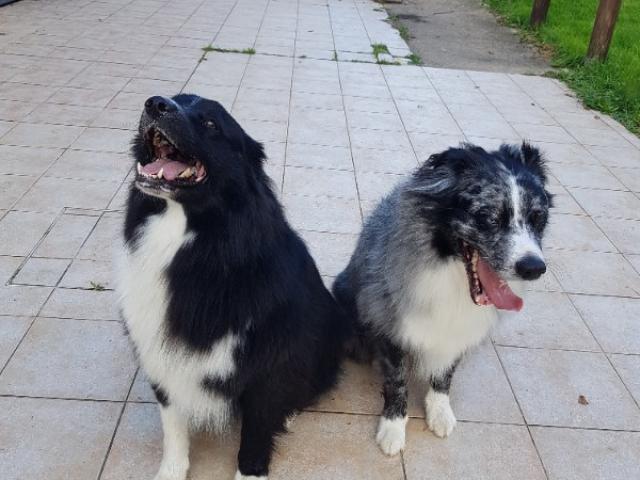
[
  {"x1": 154, "y1": 403, "x2": 190, "y2": 480},
  {"x1": 425, "y1": 358, "x2": 460, "y2": 438},
  {"x1": 375, "y1": 340, "x2": 408, "y2": 456},
  {"x1": 332, "y1": 272, "x2": 374, "y2": 363}
]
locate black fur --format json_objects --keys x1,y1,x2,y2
[
  {"x1": 378, "y1": 339, "x2": 408, "y2": 420},
  {"x1": 125, "y1": 94, "x2": 348, "y2": 477},
  {"x1": 150, "y1": 383, "x2": 169, "y2": 407},
  {"x1": 430, "y1": 358, "x2": 460, "y2": 394}
]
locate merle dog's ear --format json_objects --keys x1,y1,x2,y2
[
  {"x1": 511, "y1": 141, "x2": 553, "y2": 206},
  {"x1": 517, "y1": 141, "x2": 548, "y2": 183},
  {"x1": 410, "y1": 150, "x2": 459, "y2": 198},
  {"x1": 410, "y1": 145, "x2": 492, "y2": 198},
  {"x1": 519, "y1": 142, "x2": 553, "y2": 208}
]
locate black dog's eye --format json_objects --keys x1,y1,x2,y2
[{"x1": 204, "y1": 119, "x2": 217, "y2": 129}]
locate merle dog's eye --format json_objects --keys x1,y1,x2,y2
[
  {"x1": 477, "y1": 208, "x2": 501, "y2": 228},
  {"x1": 204, "y1": 119, "x2": 217, "y2": 129},
  {"x1": 529, "y1": 211, "x2": 544, "y2": 226}
]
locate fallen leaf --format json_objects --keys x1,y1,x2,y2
[{"x1": 578, "y1": 395, "x2": 589, "y2": 405}]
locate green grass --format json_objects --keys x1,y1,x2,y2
[
  {"x1": 386, "y1": 14, "x2": 411, "y2": 41},
  {"x1": 201, "y1": 45, "x2": 256, "y2": 55},
  {"x1": 396, "y1": 23, "x2": 411, "y2": 41},
  {"x1": 484, "y1": 0, "x2": 640, "y2": 135},
  {"x1": 406, "y1": 53, "x2": 423, "y2": 65},
  {"x1": 371, "y1": 43, "x2": 400, "y2": 65},
  {"x1": 89, "y1": 281, "x2": 106, "y2": 291},
  {"x1": 371, "y1": 43, "x2": 390, "y2": 57},
  {"x1": 388, "y1": 15, "x2": 411, "y2": 41}
]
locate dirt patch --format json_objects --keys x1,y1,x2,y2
[{"x1": 385, "y1": 0, "x2": 550, "y2": 74}]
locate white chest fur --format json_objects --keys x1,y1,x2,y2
[
  {"x1": 396, "y1": 259, "x2": 498, "y2": 375},
  {"x1": 116, "y1": 200, "x2": 237, "y2": 428}
]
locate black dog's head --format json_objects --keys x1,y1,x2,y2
[
  {"x1": 410, "y1": 142, "x2": 552, "y2": 311},
  {"x1": 132, "y1": 94, "x2": 265, "y2": 205}
]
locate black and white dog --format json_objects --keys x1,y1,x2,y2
[
  {"x1": 117, "y1": 94, "x2": 347, "y2": 480},
  {"x1": 333, "y1": 143, "x2": 551, "y2": 455}
]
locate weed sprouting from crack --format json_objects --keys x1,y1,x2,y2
[
  {"x1": 201, "y1": 45, "x2": 256, "y2": 55},
  {"x1": 386, "y1": 14, "x2": 411, "y2": 41},
  {"x1": 89, "y1": 281, "x2": 106, "y2": 291},
  {"x1": 406, "y1": 53, "x2": 422, "y2": 65},
  {"x1": 371, "y1": 43, "x2": 399, "y2": 65},
  {"x1": 371, "y1": 43, "x2": 390, "y2": 58}
]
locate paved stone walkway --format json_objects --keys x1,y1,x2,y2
[{"x1": 1, "y1": 0, "x2": 640, "y2": 479}]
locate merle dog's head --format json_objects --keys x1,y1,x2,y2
[
  {"x1": 132, "y1": 94, "x2": 265, "y2": 205},
  {"x1": 409, "y1": 142, "x2": 552, "y2": 311}
]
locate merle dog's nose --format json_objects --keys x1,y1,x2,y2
[
  {"x1": 515, "y1": 255, "x2": 546, "y2": 280},
  {"x1": 144, "y1": 96, "x2": 176, "y2": 118}
]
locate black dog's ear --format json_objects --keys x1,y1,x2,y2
[
  {"x1": 216, "y1": 110, "x2": 266, "y2": 165},
  {"x1": 242, "y1": 135, "x2": 266, "y2": 165}
]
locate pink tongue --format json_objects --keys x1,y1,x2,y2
[
  {"x1": 141, "y1": 158, "x2": 190, "y2": 181},
  {"x1": 476, "y1": 257, "x2": 523, "y2": 311}
]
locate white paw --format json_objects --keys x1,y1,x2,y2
[
  {"x1": 234, "y1": 471, "x2": 268, "y2": 480},
  {"x1": 425, "y1": 390, "x2": 456, "y2": 438},
  {"x1": 375, "y1": 416, "x2": 407, "y2": 456},
  {"x1": 153, "y1": 462, "x2": 188, "y2": 480}
]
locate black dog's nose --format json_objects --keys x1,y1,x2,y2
[
  {"x1": 144, "y1": 96, "x2": 176, "y2": 117},
  {"x1": 515, "y1": 255, "x2": 546, "y2": 280}
]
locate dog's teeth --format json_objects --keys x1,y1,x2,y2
[
  {"x1": 178, "y1": 167, "x2": 194, "y2": 178},
  {"x1": 157, "y1": 168, "x2": 164, "y2": 179},
  {"x1": 136, "y1": 163, "x2": 142, "y2": 174}
]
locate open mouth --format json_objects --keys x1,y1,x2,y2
[
  {"x1": 136, "y1": 128, "x2": 206, "y2": 186},
  {"x1": 461, "y1": 242, "x2": 523, "y2": 312}
]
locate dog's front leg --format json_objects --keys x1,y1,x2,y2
[
  {"x1": 236, "y1": 387, "x2": 288, "y2": 479},
  {"x1": 376, "y1": 339, "x2": 408, "y2": 456},
  {"x1": 154, "y1": 404, "x2": 190, "y2": 480},
  {"x1": 425, "y1": 358, "x2": 460, "y2": 438}
]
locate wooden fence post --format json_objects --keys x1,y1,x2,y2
[
  {"x1": 530, "y1": 0, "x2": 551, "y2": 28},
  {"x1": 587, "y1": 0, "x2": 622, "y2": 60}
]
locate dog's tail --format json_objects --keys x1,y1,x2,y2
[{"x1": 332, "y1": 269, "x2": 374, "y2": 364}]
